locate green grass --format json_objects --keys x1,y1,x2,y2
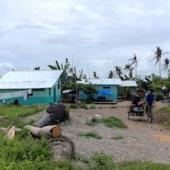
[
  {"x1": 157, "y1": 105, "x2": 170, "y2": 128},
  {"x1": 79, "y1": 131, "x2": 102, "y2": 139},
  {"x1": 70, "y1": 103, "x2": 88, "y2": 109},
  {"x1": 100, "y1": 117, "x2": 127, "y2": 128},
  {"x1": 87, "y1": 153, "x2": 170, "y2": 170},
  {"x1": 111, "y1": 135, "x2": 124, "y2": 140},
  {"x1": 86, "y1": 116, "x2": 127, "y2": 129},
  {"x1": 0, "y1": 104, "x2": 47, "y2": 120},
  {"x1": 0, "y1": 130, "x2": 57, "y2": 170}
]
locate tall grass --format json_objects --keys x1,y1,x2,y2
[{"x1": 0, "y1": 104, "x2": 47, "y2": 119}]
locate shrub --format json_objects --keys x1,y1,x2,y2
[{"x1": 155, "y1": 93, "x2": 164, "y2": 101}]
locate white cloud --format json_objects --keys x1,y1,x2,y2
[{"x1": 0, "y1": 0, "x2": 170, "y2": 77}]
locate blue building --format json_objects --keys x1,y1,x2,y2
[
  {"x1": 78, "y1": 79, "x2": 122, "y2": 102},
  {"x1": 0, "y1": 70, "x2": 63, "y2": 105}
]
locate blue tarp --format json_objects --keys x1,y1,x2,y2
[{"x1": 98, "y1": 90, "x2": 112, "y2": 95}]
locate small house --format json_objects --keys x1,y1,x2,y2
[
  {"x1": 89, "y1": 79, "x2": 122, "y2": 102},
  {"x1": 78, "y1": 79, "x2": 122, "y2": 102},
  {"x1": 0, "y1": 70, "x2": 63, "y2": 105}
]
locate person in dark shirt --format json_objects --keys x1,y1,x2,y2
[
  {"x1": 146, "y1": 90, "x2": 154, "y2": 106},
  {"x1": 146, "y1": 89, "x2": 154, "y2": 113},
  {"x1": 146, "y1": 89, "x2": 155, "y2": 123}
]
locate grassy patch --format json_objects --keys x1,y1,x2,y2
[
  {"x1": 111, "y1": 135, "x2": 124, "y2": 140},
  {"x1": 70, "y1": 103, "x2": 88, "y2": 109},
  {"x1": 156, "y1": 105, "x2": 170, "y2": 128},
  {"x1": 0, "y1": 104, "x2": 47, "y2": 120},
  {"x1": 101, "y1": 117, "x2": 127, "y2": 128},
  {"x1": 117, "y1": 161, "x2": 170, "y2": 170},
  {"x1": 86, "y1": 116, "x2": 127, "y2": 129},
  {"x1": 79, "y1": 131, "x2": 102, "y2": 139},
  {"x1": 87, "y1": 153, "x2": 170, "y2": 170},
  {"x1": 0, "y1": 129, "x2": 57, "y2": 170}
]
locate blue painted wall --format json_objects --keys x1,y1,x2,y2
[
  {"x1": 79, "y1": 84, "x2": 118, "y2": 101},
  {"x1": 0, "y1": 81, "x2": 61, "y2": 105}
]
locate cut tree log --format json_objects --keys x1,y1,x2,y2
[
  {"x1": 0, "y1": 125, "x2": 62, "y2": 139},
  {"x1": 25, "y1": 125, "x2": 62, "y2": 138},
  {"x1": 5, "y1": 126, "x2": 16, "y2": 140}
]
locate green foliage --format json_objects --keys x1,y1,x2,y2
[
  {"x1": 157, "y1": 105, "x2": 170, "y2": 128},
  {"x1": 87, "y1": 153, "x2": 170, "y2": 170},
  {"x1": 0, "y1": 130, "x2": 57, "y2": 170},
  {"x1": 155, "y1": 93, "x2": 164, "y2": 101},
  {"x1": 79, "y1": 131, "x2": 102, "y2": 139},
  {"x1": 100, "y1": 117, "x2": 127, "y2": 128},
  {"x1": 117, "y1": 161, "x2": 170, "y2": 170},
  {"x1": 55, "y1": 160, "x2": 80, "y2": 170},
  {"x1": 86, "y1": 116, "x2": 127, "y2": 129},
  {"x1": 0, "y1": 104, "x2": 47, "y2": 120},
  {"x1": 89, "y1": 153, "x2": 115, "y2": 170}
]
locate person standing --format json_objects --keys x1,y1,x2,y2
[{"x1": 146, "y1": 89, "x2": 155, "y2": 123}]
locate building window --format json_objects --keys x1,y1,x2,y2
[{"x1": 103, "y1": 86, "x2": 111, "y2": 89}]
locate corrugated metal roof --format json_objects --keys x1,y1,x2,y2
[
  {"x1": 121, "y1": 80, "x2": 137, "y2": 87},
  {"x1": 0, "y1": 70, "x2": 63, "y2": 89},
  {"x1": 89, "y1": 79, "x2": 122, "y2": 85}
]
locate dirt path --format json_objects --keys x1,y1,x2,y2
[
  {"x1": 60, "y1": 102, "x2": 170, "y2": 164},
  {"x1": 25, "y1": 102, "x2": 170, "y2": 164}
]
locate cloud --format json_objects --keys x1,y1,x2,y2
[{"x1": 0, "y1": 0, "x2": 170, "y2": 77}]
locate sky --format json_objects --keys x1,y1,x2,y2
[{"x1": 0, "y1": 0, "x2": 170, "y2": 78}]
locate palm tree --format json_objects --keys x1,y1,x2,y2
[
  {"x1": 108, "y1": 70, "x2": 114, "y2": 79},
  {"x1": 153, "y1": 47, "x2": 169, "y2": 77},
  {"x1": 129, "y1": 67, "x2": 134, "y2": 79},
  {"x1": 48, "y1": 58, "x2": 70, "y2": 71},
  {"x1": 124, "y1": 64, "x2": 131, "y2": 71},
  {"x1": 129, "y1": 54, "x2": 137, "y2": 77},
  {"x1": 115, "y1": 66, "x2": 123, "y2": 80},
  {"x1": 93, "y1": 71, "x2": 99, "y2": 79}
]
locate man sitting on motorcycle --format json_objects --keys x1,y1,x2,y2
[{"x1": 128, "y1": 95, "x2": 144, "y2": 114}]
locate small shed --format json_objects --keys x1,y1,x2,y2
[
  {"x1": 89, "y1": 79, "x2": 122, "y2": 102},
  {"x1": 0, "y1": 70, "x2": 63, "y2": 105}
]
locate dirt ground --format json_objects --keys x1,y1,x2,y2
[{"x1": 26, "y1": 101, "x2": 170, "y2": 164}]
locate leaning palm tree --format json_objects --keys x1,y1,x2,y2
[{"x1": 153, "y1": 47, "x2": 169, "y2": 77}]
